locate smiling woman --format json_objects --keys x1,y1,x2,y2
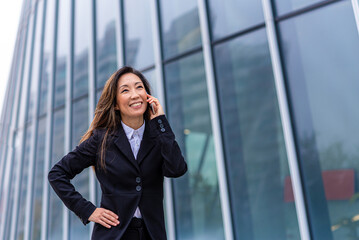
[{"x1": 48, "y1": 66, "x2": 187, "y2": 240}]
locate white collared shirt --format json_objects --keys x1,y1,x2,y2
[{"x1": 121, "y1": 121, "x2": 145, "y2": 218}]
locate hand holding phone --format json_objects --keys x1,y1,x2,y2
[{"x1": 146, "y1": 93, "x2": 164, "y2": 119}]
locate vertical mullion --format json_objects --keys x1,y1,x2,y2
[
  {"x1": 115, "y1": 0, "x2": 124, "y2": 67},
  {"x1": 88, "y1": 0, "x2": 97, "y2": 237},
  {"x1": 196, "y1": 1, "x2": 234, "y2": 240},
  {"x1": 149, "y1": 1, "x2": 175, "y2": 239},
  {"x1": 40, "y1": 0, "x2": 58, "y2": 238},
  {"x1": 24, "y1": 0, "x2": 47, "y2": 239},
  {"x1": 351, "y1": 0, "x2": 359, "y2": 35},
  {"x1": 63, "y1": 0, "x2": 74, "y2": 239},
  {"x1": 261, "y1": 0, "x2": 311, "y2": 239},
  {"x1": 10, "y1": 3, "x2": 38, "y2": 239}
]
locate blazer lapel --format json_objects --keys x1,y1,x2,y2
[
  {"x1": 137, "y1": 121, "x2": 155, "y2": 165},
  {"x1": 113, "y1": 125, "x2": 139, "y2": 171}
]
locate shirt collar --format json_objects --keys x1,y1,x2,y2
[{"x1": 121, "y1": 121, "x2": 145, "y2": 140}]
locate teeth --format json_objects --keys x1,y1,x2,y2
[{"x1": 131, "y1": 102, "x2": 141, "y2": 107}]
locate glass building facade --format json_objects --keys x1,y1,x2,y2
[{"x1": 1, "y1": 0, "x2": 359, "y2": 239}]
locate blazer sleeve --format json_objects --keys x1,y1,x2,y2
[
  {"x1": 149, "y1": 115, "x2": 187, "y2": 178},
  {"x1": 48, "y1": 129, "x2": 100, "y2": 225}
]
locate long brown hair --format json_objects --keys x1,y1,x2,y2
[{"x1": 80, "y1": 66, "x2": 152, "y2": 170}]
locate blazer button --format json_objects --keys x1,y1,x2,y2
[
  {"x1": 158, "y1": 119, "x2": 162, "y2": 124},
  {"x1": 159, "y1": 123, "x2": 164, "y2": 128},
  {"x1": 136, "y1": 185, "x2": 142, "y2": 191},
  {"x1": 160, "y1": 128, "x2": 165, "y2": 132},
  {"x1": 136, "y1": 177, "x2": 141, "y2": 183}
]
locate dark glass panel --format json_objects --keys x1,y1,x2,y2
[
  {"x1": 214, "y1": 29, "x2": 300, "y2": 239},
  {"x1": 278, "y1": 2, "x2": 359, "y2": 239},
  {"x1": 164, "y1": 52, "x2": 224, "y2": 239}
]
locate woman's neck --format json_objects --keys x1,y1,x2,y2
[{"x1": 121, "y1": 116, "x2": 144, "y2": 130}]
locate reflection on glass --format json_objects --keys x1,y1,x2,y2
[
  {"x1": 214, "y1": 29, "x2": 300, "y2": 239},
  {"x1": 39, "y1": 0, "x2": 56, "y2": 116},
  {"x1": 279, "y1": 2, "x2": 359, "y2": 239},
  {"x1": 16, "y1": 126, "x2": 33, "y2": 240},
  {"x1": 48, "y1": 109, "x2": 65, "y2": 240},
  {"x1": 208, "y1": 0, "x2": 264, "y2": 40},
  {"x1": 73, "y1": 0, "x2": 90, "y2": 98},
  {"x1": 31, "y1": 118, "x2": 46, "y2": 240},
  {"x1": 27, "y1": 1, "x2": 44, "y2": 122},
  {"x1": 159, "y1": 0, "x2": 201, "y2": 59},
  {"x1": 142, "y1": 68, "x2": 157, "y2": 97},
  {"x1": 123, "y1": 0, "x2": 154, "y2": 69},
  {"x1": 95, "y1": 0, "x2": 118, "y2": 89},
  {"x1": 164, "y1": 52, "x2": 224, "y2": 239},
  {"x1": 69, "y1": 98, "x2": 90, "y2": 239},
  {"x1": 274, "y1": 0, "x2": 322, "y2": 16},
  {"x1": 54, "y1": 0, "x2": 70, "y2": 108}
]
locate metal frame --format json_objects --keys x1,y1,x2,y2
[
  {"x1": 115, "y1": 0, "x2": 124, "y2": 67},
  {"x1": 352, "y1": 0, "x2": 359, "y2": 35},
  {"x1": 261, "y1": 0, "x2": 311, "y2": 239},
  {"x1": 197, "y1": 0, "x2": 234, "y2": 239},
  {"x1": 149, "y1": 1, "x2": 177, "y2": 239},
  {"x1": 24, "y1": 0, "x2": 46, "y2": 239}
]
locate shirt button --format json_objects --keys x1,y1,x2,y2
[
  {"x1": 136, "y1": 185, "x2": 142, "y2": 191},
  {"x1": 158, "y1": 119, "x2": 162, "y2": 124},
  {"x1": 136, "y1": 177, "x2": 141, "y2": 183},
  {"x1": 161, "y1": 128, "x2": 165, "y2": 132}
]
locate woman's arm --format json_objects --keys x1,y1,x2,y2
[{"x1": 48, "y1": 129, "x2": 99, "y2": 225}]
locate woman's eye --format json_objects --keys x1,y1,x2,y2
[
  {"x1": 121, "y1": 89, "x2": 128, "y2": 93},
  {"x1": 137, "y1": 86, "x2": 143, "y2": 89}
]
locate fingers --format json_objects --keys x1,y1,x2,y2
[{"x1": 89, "y1": 208, "x2": 120, "y2": 229}]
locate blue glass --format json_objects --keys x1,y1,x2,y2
[
  {"x1": 123, "y1": 0, "x2": 154, "y2": 69},
  {"x1": 31, "y1": 118, "x2": 46, "y2": 240},
  {"x1": 27, "y1": 0, "x2": 44, "y2": 122},
  {"x1": 159, "y1": 0, "x2": 201, "y2": 59},
  {"x1": 164, "y1": 52, "x2": 225, "y2": 239},
  {"x1": 16, "y1": 126, "x2": 33, "y2": 240},
  {"x1": 54, "y1": 0, "x2": 71, "y2": 108},
  {"x1": 48, "y1": 109, "x2": 65, "y2": 240},
  {"x1": 279, "y1": 1, "x2": 359, "y2": 239},
  {"x1": 39, "y1": 0, "x2": 56, "y2": 116},
  {"x1": 69, "y1": 98, "x2": 90, "y2": 239},
  {"x1": 73, "y1": 0, "x2": 90, "y2": 98},
  {"x1": 207, "y1": 0, "x2": 264, "y2": 40},
  {"x1": 214, "y1": 29, "x2": 300, "y2": 239},
  {"x1": 95, "y1": 0, "x2": 118, "y2": 89},
  {"x1": 274, "y1": 0, "x2": 323, "y2": 16},
  {"x1": 142, "y1": 68, "x2": 157, "y2": 97}
]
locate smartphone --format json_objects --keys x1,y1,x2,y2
[{"x1": 146, "y1": 92, "x2": 156, "y2": 114}]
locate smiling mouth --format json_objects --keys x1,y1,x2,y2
[{"x1": 130, "y1": 102, "x2": 142, "y2": 107}]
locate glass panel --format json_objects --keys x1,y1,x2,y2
[
  {"x1": 274, "y1": 0, "x2": 323, "y2": 16},
  {"x1": 27, "y1": 1, "x2": 44, "y2": 122},
  {"x1": 18, "y1": 13, "x2": 35, "y2": 126},
  {"x1": 213, "y1": 29, "x2": 300, "y2": 240},
  {"x1": 48, "y1": 109, "x2": 65, "y2": 240},
  {"x1": 69, "y1": 98, "x2": 90, "y2": 239},
  {"x1": 142, "y1": 68, "x2": 157, "y2": 97},
  {"x1": 54, "y1": 0, "x2": 71, "y2": 108},
  {"x1": 3, "y1": 130, "x2": 23, "y2": 240},
  {"x1": 278, "y1": 2, "x2": 359, "y2": 239},
  {"x1": 123, "y1": 0, "x2": 154, "y2": 69},
  {"x1": 164, "y1": 52, "x2": 225, "y2": 239},
  {"x1": 95, "y1": 0, "x2": 118, "y2": 89},
  {"x1": 159, "y1": 0, "x2": 201, "y2": 59},
  {"x1": 16, "y1": 126, "x2": 33, "y2": 240},
  {"x1": 31, "y1": 117, "x2": 46, "y2": 240},
  {"x1": 207, "y1": 0, "x2": 264, "y2": 40},
  {"x1": 39, "y1": 0, "x2": 56, "y2": 116},
  {"x1": 73, "y1": 0, "x2": 90, "y2": 98}
]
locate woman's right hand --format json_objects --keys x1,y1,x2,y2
[{"x1": 88, "y1": 208, "x2": 120, "y2": 228}]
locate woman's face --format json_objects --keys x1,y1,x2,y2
[{"x1": 115, "y1": 73, "x2": 148, "y2": 121}]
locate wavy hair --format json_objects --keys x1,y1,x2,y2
[{"x1": 80, "y1": 66, "x2": 152, "y2": 170}]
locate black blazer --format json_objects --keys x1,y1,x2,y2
[{"x1": 48, "y1": 115, "x2": 187, "y2": 240}]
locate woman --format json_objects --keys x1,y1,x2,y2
[{"x1": 48, "y1": 66, "x2": 187, "y2": 240}]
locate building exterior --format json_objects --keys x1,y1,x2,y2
[{"x1": 1, "y1": 0, "x2": 359, "y2": 239}]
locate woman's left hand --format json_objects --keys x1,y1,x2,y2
[{"x1": 147, "y1": 94, "x2": 165, "y2": 120}]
